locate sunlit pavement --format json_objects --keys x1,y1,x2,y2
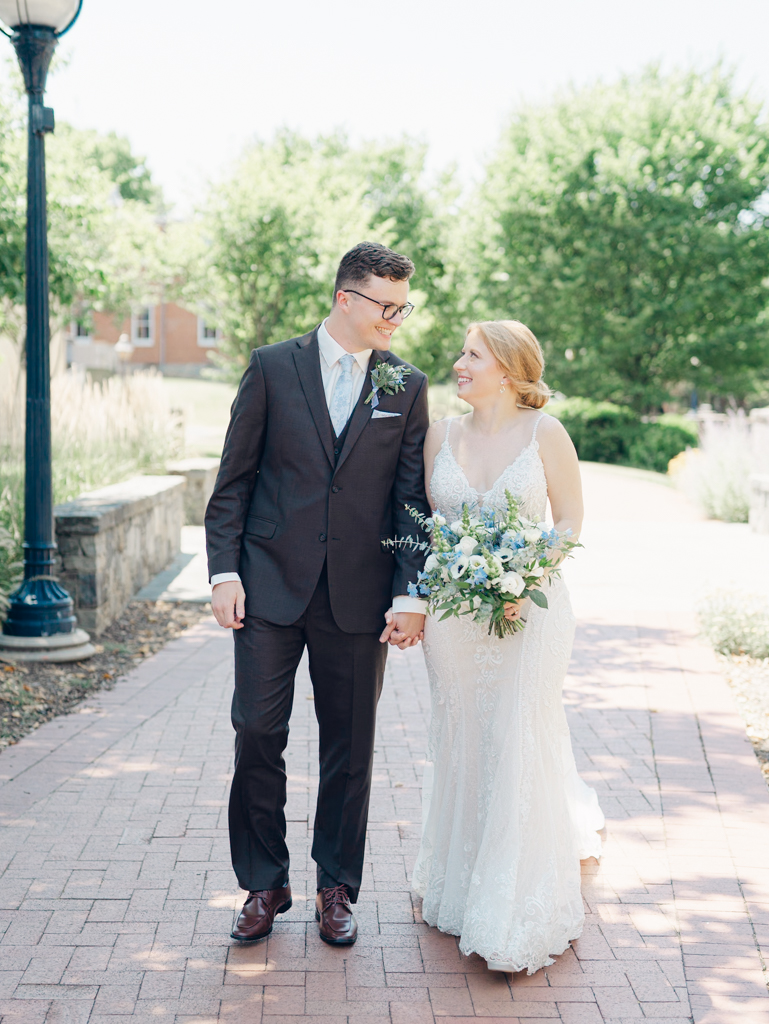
[{"x1": 1, "y1": 464, "x2": 769, "y2": 1023}]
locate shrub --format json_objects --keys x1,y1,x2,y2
[
  {"x1": 697, "y1": 591, "x2": 769, "y2": 659},
  {"x1": 548, "y1": 398, "x2": 696, "y2": 472},
  {"x1": 628, "y1": 416, "x2": 699, "y2": 474}
]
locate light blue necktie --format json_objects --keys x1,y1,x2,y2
[{"x1": 329, "y1": 353, "x2": 355, "y2": 436}]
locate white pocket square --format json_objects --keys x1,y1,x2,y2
[{"x1": 371, "y1": 410, "x2": 401, "y2": 419}]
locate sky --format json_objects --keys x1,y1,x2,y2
[{"x1": 1, "y1": 0, "x2": 768, "y2": 213}]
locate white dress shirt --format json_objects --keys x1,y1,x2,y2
[{"x1": 211, "y1": 321, "x2": 426, "y2": 615}]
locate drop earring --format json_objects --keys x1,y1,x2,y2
[{"x1": 500, "y1": 381, "x2": 506, "y2": 394}]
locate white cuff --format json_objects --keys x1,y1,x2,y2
[
  {"x1": 211, "y1": 572, "x2": 241, "y2": 589},
  {"x1": 392, "y1": 595, "x2": 427, "y2": 615}
]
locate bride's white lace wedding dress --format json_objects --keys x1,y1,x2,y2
[{"x1": 412, "y1": 413, "x2": 604, "y2": 974}]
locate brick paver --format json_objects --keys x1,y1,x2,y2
[{"x1": 2, "y1": 465, "x2": 769, "y2": 1023}]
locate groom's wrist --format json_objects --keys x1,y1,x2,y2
[{"x1": 392, "y1": 595, "x2": 427, "y2": 615}]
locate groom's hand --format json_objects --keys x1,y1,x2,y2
[
  {"x1": 380, "y1": 610, "x2": 425, "y2": 649},
  {"x1": 212, "y1": 580, "x2": 246, "y2": 630}
]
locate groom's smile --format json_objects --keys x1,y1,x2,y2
[{"x1": 330, "y1": 272, "x2": 413, "y2": 352}]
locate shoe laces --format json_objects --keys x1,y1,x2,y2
[{"x1": 322, "y1": 884, "x2": 351, "y2": 907}]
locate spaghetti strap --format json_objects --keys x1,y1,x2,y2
[
  {"x1": 444, "y1": 417, "x2": 455, "y2": 445},
  {"x1": 530, "y1": 412, "x2": 546, "y2": 445}
]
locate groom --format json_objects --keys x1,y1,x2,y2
[{"x1": 205, "y1": 242, "x2": 429, "y2": 946}]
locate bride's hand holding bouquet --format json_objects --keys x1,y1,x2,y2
[{"x1": 388, "y1": 491, "x2": 581, "y2": 639}]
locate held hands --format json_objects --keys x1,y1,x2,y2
[
  {"x1": 212, "y1": 580, "x2": 246, "y2": 630},
  {"x1": 380, "y1": 609, "x2": 425, "y2": 649}
]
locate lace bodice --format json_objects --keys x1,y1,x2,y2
[{"x1": 430, "y1": 414, "x2": 548, "y2": 521}]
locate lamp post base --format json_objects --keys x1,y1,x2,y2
[
  {"x1": 3, "y1": 576, "x2": 78, "y2": 637},
  {"x1": 0, "y1": 628, "x2": 95, "y2": 664}
]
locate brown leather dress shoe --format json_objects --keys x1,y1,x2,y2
[
  {"x1": 315, "y1": 884, "x2": 358, "y2": 945},
  {"x1": 231, "y1": 884, "x2": 292, "y2": 941}
]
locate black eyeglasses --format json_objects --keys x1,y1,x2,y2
[{"x1": 342, "y1": 289, "x2": 415, "y2": 321}]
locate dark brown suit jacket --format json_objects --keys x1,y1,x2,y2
[{"x1": 204, "y1": 327, "x2": 430, "y2": 633}]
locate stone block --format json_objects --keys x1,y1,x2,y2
[
  {"x1": 166, "y1": 458, "x2": 220, "y2": 525},
  {"x1": 54, "y1": 475, "x2": 186, "y2": 634}
]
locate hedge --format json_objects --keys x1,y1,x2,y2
[{"x1": 548, "y1": 398, "x2": 698, "y2": 473}]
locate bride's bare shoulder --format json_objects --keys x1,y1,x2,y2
[{"x1": 534, "y1": 410, "x2": 577, "y2": 455}]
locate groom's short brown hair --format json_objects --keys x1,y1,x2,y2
[{"x1": 333, "y1": 242, "x2": 415, "y2": 302}]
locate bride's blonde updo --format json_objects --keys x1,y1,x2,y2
[{"x1": 467, "y1": 319, "x2": 552, "y2": 409}]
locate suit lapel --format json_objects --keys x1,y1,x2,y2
[
  {"x1": 334, "y1": 349, "x2": 390, "y2": 475},
  {"x1": 293, "y1": 330, "x2": 335, "y2": 467}
]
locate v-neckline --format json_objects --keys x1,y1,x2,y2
[{"x1": 443, "y1": 437, "x2": 539, "y2": 497}]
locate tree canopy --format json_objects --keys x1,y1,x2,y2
[
  {"x1": 187, "y1": 131, "x2": 460, "y2": 381},
  {"x1": 469, "y1": 66, "x2": 769, "y2": 412},
  {"x1": 0, "y1": 83, "x2": 165, "y2": 347}
]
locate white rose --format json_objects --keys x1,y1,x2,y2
[
  {"x1": 523, "y1": 528, "x2": 541, "y2": 544},
  {"x1": 499, "y1": 571, "x2": 525, "y2": 596},
  {"x1": 458, "y1": 535, "x2": 477, "y2": 556},
  {"x1": 449, "y1": 520, "x2": 464, "y2": 536},
  {"x1": 433, "y1": 514, "x2": 446, "y2": 527},
  {"x1": 424, "y1": 553, "x2": 439, "y2": 572}
]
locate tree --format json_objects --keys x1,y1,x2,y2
[
  {"x1": 188, "y1": 131, "x2": 461, "y2": 382},
  {"x1": 469, "y1": 66, "x2": 769, "y2": 412},
  {"x1": 0, "y1": 81, "x2": 166, "y2": 349}
]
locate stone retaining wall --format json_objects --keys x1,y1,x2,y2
[
  {"x1": 54, "y1": 475, "x2": 186, "y2": 634},
  {"x1": 166, "y1": 458, "x2": 220, "y2": 525}
]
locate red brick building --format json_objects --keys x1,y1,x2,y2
[{"x1": 67, "y1": 302, "x2": 220, "y2": 376}]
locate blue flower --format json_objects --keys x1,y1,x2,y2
[
  {"x1": 407, "y1": 582, "x2": 419, "y2": 598},
  {"x1": 418, "y1": 584, "x2": 431, "y2": 596}
]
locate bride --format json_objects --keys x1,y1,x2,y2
[{"x1": 412, "y1": 319, "x2": 604, "y2": 975}]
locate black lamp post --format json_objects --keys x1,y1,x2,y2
[{"x1": 0, "y1": 0, "x2": 93, "y2": 662}]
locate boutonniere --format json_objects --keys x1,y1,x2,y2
[{"x1": 365, "y1": 361, "x2": 413, "y2": 408}]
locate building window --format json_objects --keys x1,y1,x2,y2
[
  {"x1": 131, "y1": 306, "x2": 154, "y2": 348},
  {"x1": 70, "y1": 319, "x2": 92, "y2": 346},
  {"x1": 197, "y1": 316, "x2": 221, "y2": 348}
]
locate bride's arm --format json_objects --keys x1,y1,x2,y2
[
  {"x1": 503, "y1": 414, "x2": 582, "y2": 622},
  {"x1": 423, "y1": 419, "x2": 447, "y2": 511},
  {"x1": 536, "y1": 413, "x2": 584, "y2": 545}
]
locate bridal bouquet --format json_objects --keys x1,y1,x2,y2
[{"x1": 389, "y1": 492, "x2": 580, "y2": 638}]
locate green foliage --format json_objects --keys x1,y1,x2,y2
[
  {"x1": 697, "y1": 591, "x2": 769, "y2": 659},
  {"x1": 75, "y1": 128, "x2": 159, "y2": 205},
  {"x1": 0, "y1": 82, "x2": 165, "y2": 342},
  {"x1": 549, "y1": 398, "x2": 638, "y2": 463},
  {"x1": 187, "y1": 131, "x2": 460, "y2": 382},
  {"x1": 549, "y1": 397, "x2": 697, "y2": 472},
  {"x1": 470, "y1": 66, "x2": 769, "y2": 413},
  {"x1": 627, "y1": 416, "x2": 699, "y2": 474}
]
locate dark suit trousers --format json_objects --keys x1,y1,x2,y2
[{"x1": 230, "y1": 565, "x2": 387, "y2": 903}]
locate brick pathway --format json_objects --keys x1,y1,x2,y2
[{"x1": 2, "y1": 465, "x2": 769, "y2": 1023}]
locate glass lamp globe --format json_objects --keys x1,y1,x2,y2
[{"x1": 0, "y1": 0, "x2": 80, "y2": 31}]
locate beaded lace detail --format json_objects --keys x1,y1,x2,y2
[
  {"x1": 413, "y1": 413, "x2": 604, "y2": 974},
  {"x1": 430, "y1": 414, "x2": 548, "y2": 522}
]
